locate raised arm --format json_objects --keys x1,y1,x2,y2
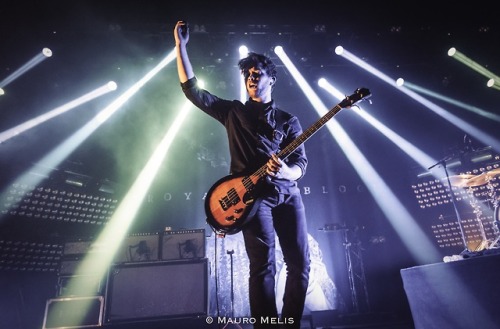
[{"x1": 173, "y1": 20, "x2": 195, "y2": 83}]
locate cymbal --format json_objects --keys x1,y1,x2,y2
[{"x1": 447, "y1": 173, "x2": 489, "y2": 187}]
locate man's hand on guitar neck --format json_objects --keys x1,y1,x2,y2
[{"x1": 266, "y1": 154, "x2": 302, "y2": 181}]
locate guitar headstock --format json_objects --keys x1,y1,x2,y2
[{"x1": 339, "y1": 88, "x2": 371, "y2": 108}]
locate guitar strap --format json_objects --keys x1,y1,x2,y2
[{"x1": 272, "y1": 108, "x2": 289, "y2": 148}]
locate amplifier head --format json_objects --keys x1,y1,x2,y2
[
  {"x1": 114, "y1": 233, "x2": 160, "y2": 264},
  {"x1": 161, "y1": 229, "x2": 205, "y2": 260}
]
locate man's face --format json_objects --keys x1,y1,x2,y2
[{"x1": 246, "y1": 66, "x2": 274, "y2": 102}]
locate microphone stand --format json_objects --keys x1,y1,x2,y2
[
  {"x1": 428, "y1": 159, "x2": 468, "y2": 253},
  {"x1": 427, "y1": 155, "x2": 452, "y2": 171},
  {"x1": 222, "y1": 249, "x2": 242, "y2": 329}
]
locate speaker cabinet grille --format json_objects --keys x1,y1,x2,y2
[{"x1": 105, "y1": 259, "x2": 209, "y2": 323}]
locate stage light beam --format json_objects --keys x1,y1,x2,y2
[
  {"x1": 64, "y1": 99, "x2": 195, "y2": 301},
  {"x1": 0, "y1": 48, "x2": 53, "y2": 89},
  {"x1": 0, "y1": 81, "x2": 118, "y2": 143},
  {"x1": 239, "y1": 45, "x2": 249, "y2": 102},
  {"x1": 448, "y1": 47, "x2": 500, "y2": 88},
  {"x1": 402, "y1": 80, "x2": 500, "y2": 123},
  {"x1": 336, "y1": 47, "x2": 500, "y2": 152}
]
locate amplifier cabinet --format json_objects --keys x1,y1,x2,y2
[
  {"x1": 104, "y1": 258, "x2": 209, "y2": 324},
  {"x1": 161, "y1": 229, "x2": 205, "y2": 260},
  {"x1": 42, "y1": 296, "x2": 104, "y2": 329}
]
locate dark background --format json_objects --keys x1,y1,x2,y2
[{"x1": 0, "y1": 1, "x2": 499, "y2": 328}]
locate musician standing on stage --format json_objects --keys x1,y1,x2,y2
[{"x1": 174, "y1": 21, "x2": 310, "y2": 328}]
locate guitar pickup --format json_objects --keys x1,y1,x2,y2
[{"x1": 219, "y1": 188, "x2": 241, "y2": 211}]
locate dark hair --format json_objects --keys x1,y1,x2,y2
[{"x1": 238, "y1": 52, "x2": 277, "y2": 81}]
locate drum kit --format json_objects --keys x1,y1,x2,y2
[{"x1": 447, "y1": 168, "x2": 500, "y2": 250}]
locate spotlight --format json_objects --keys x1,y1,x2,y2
[
  {"x1": 107, "y1": 81, "x2": 117, "y2": 91},
  {"x1": 487, "y1": 79, "x2": 495, "y2": 88},
  {"x1": 335, "y1": 46, "x2": 344, "y2": 55},
  {"x1": 239, "y1": 45, "x2": 248, "y2": 56},
  {"x1": 448, "y1": 47, "x2": 456, "y2": 56},
  {"x1": 396, "y1": 78, "x2": 405, "y2": 86},
  {"x1": 43, "y1": 47, "x2": 53, "y2": 57},
  {"x1": 0, "y1": 88, "x2": 4, "y2": 96}
]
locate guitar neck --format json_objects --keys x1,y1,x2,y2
[{"x1": 279, "y1": 104, "x2": 343, "y2": 160}]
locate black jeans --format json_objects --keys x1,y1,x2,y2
[{"x1": 242, "y1": 190, "x2": 310, "y2": 329}]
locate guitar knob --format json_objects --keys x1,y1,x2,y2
[
  {"x1": 234, "y1": 208, "x2": 243, "y2": 214},
  {"x1": 225, "y1": 216, "x2": 235, "y2": 222}
]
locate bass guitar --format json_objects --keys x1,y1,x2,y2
[{"x1": 205, "y1": 88, "x2": 372, "y2": 235}]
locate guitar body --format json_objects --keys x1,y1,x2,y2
[{"x1": 205, "y1": 174, "x2": 263, "y2": 235}]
